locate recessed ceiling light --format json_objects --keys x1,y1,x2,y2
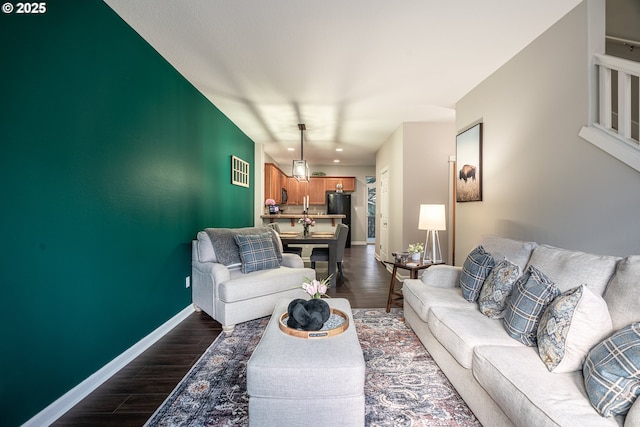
[
  {"x1": 333, "y1": 159, "x2": 340, "y2": 163},
  {"x1": 287, "y1": 148, "x2": 294, "y2": 151},
  {"x1": 336, "y1": 148, "x2": 343, "y2": 152}
]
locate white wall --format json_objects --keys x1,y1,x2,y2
[
  {"x1": 455, "y1": 1, "x2": 640, "y2": 262},
  {"x1": 376, "y1": 122, "x2": 456, "y2": 262},
  {"x1": 255, "y1": 143, "x2": 267, "y2": 226},
  {"x1": 403, "y1": 122, "x2": 455, "y2": 262},
  {"x1": 376, "y1": 125, "x2": 404, "y2": 258}
]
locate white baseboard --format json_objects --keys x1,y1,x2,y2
[{"x1": 23, "y1": 305, "x2": 195, "y2": 427}]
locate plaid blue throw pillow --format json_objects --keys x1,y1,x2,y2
[
  {"x1": 460, "y1": 245, "x2": 495, "y2": 302},
  {"x1": 503, "y1": 265, "x2": 560, "y2": 346},
  {"x1": 584, "y1": 322, "x2": 640, "y2": 417},
  {"x1": 234, "y1": 233, "x2": 281, "y2": 274}
]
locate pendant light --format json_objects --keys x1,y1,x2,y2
[{"x1": 292, "y1": 123, "x2": 309, "y2": 182}]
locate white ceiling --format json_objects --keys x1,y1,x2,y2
[{"x1": 104, "y1": 0, "x2": 582, "y2": 167}]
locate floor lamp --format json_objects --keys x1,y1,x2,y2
[{"x1": 418, "y1": 204, "x2": 446, "y2": 263}]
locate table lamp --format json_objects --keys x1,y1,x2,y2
[{"x1": 418, "y1": 204, "x2": 446, "y2": 263}]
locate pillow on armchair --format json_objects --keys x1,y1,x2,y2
[
  {"x1": 234, "y1": 233, "x2": 281, "y2": 274},
  {"x1": 204, "y1": 227, "x2": 283, "y2": 267}
]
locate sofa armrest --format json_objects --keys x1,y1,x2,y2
[
  {"x1": 420, "y1": 265, "x2": 462, "y2": 288},
  {"x1": 191, "y1": 258, "x2": 231, "y2": 319},
  {"x1": 281, "y1": 253, "x2": 304, "y2": 268},
  {"x1": 625, "y1": 396, "x2": 640, "y2": 427},
  {"x1": 192, "y1": 260, "x2": 231, "y2": 285}
]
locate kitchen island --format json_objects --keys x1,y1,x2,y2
[{"x1": 260, "y1": 214, "x2": 345, "y2": 230}]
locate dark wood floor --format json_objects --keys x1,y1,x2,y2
[{"x1": 52, "y1": 244, "x2": 392, "y2": 426}]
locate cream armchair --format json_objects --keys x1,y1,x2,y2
[{"x1": 191, "y1": 226, "x2": 315, "y2": 333}]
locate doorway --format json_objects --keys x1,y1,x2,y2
[
  {"x1": 366, "y1": 176, "x2": 376, "y2": 243},
  {"x1": 379, "y1": 167, "x2": 389, "y2": 261}
]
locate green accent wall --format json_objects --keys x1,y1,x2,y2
[{"x1": 0, "y1": 2, "x2": 255, "y2": 424}]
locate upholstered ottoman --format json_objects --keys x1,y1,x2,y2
[{"x1": 247, "y1": 298, "x2": 365, "y2": 427}]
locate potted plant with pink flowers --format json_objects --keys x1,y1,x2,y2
[
  {"x1": 265, "y1": 198, "x2": 279, "y2": 214},
  {"x1": 298, "y1": 215, "x2": 315, "y2": 236},
  {"x1": 301, "y1": 275, "x2": 332, "y2": 299}
]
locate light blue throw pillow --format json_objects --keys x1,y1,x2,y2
[
  {"x1": 478, "y1": 259, "x2": 521, "y2": 318},
  {"x1": 460, "y1": 245, "x2": 495, "y2": 302},
  {"x1": 234, "y1": 233, "x2": 281, "y2": 274},
  {"x1": 503, "y1": 265, "x2": 560, "y2": 346},
  {"x1": 584, "y1": 322, "x2": 640, "y2": 417}
]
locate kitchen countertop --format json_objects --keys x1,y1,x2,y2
[{"x1": 260, "y1": 213, "x2": 346, "y2": 227}]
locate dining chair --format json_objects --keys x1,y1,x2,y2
[
  {"x1": 268, "y1": 222, "x2": 303, "y2": 257},
  {"x1": 310, "y1": 224, "x2": 349, "y2": 280}
]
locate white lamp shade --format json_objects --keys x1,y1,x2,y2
[{"x1": 418, "y1": 204, "x2": 446, "y2": 230}]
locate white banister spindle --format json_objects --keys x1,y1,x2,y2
[
  {"x1": 594, "y1": 54, "x2": 640, "y2": 144},
  {"x1": 619, "y1": 71, "x2": 631, "y2": 139},
  {"x1": 599, "y1": 64, "x2": 611, "y2": 129},
  {"x1": 580, "y1": 53, "x2": 640, "y2": 173}
]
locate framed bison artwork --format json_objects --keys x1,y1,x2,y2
[{"x1": 456, "y1": 123, "x2": 482, "y2": 202}]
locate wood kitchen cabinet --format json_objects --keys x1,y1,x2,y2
[
  {"x1": 286, "y1": 177, "x2": 309, "y2": 205},
  {"x1": 291, "y1": 177, "x2": 355, "y2": 205},
  {"x1": 265, "y1": 164, "x2": 355, "y2": 205},
  {"x1": 264, "y1": 163, "x2": 286, "y2": 204},
  {"x1": 308, "y1": 177, "x2": 326, "y2": 205},
  {"x1": 324, "y1": 177, "x2": 355, "y2": 192},
  {"x1": 285, "y1": 177, "x2": 326, "y2": 205}
]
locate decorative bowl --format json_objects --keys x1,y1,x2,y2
[{"x1": 278, "y1": 308, "x2": 349, "y2": 339}]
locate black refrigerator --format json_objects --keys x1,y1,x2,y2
[{"x1": 326, "y1": 192, "x2": 351, "y2": 248}]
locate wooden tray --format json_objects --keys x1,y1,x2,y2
[{"x1": 279, "y1": 308, "x2": 349, "y2": 339}]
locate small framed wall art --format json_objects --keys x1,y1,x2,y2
[
  {"x1": 456, "y1": 123, "x2": 482, "y2": 202},
  {"x1": 231, "y1": 155, "x2": 250, "y2": 188}
]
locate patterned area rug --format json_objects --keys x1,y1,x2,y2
[{"x1": 145, "y1": 309, "x2": 481, "y2": 427}]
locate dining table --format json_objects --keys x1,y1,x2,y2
[{"x1": 278, "y1": 231, "x2": 339, "y2": 288}]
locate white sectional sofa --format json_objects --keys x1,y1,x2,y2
[
  {"x1": 403, "y1": 235, "x2": 640, "y2": 427},
  {"x1": 192, "y1": 226, "x2": 315, "y2": 333}
]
